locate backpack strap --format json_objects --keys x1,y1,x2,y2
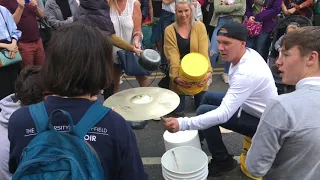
[
  {"x1": 73, "y1": 103, "x2": 111, "y2": 139},
  {"x1": 29, "y1": 102, "x2": 49, "y2": 134}
]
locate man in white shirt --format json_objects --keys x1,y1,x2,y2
[
  {"x1": 164, "y1": 22, "x2": 278, "y2": 177},
  {"x1": 246, "y1": 27, "x2": 320, "y2": 180}
]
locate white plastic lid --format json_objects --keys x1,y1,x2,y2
[{"x1": 163, "y1": 130, "x2": 198, "y2": 144}]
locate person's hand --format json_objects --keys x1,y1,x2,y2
[
  {"x1": 283, "y1": 9, "x2": 290, "y2": 16},
  {"x1": 133, "y1": 47, "x2": 142, "y2": 56},
  {"x1": 66, "y1": 16, "x2": 74, "y2": 23},
  {"x1": 133, "y1": 36, "x2": 141, "y2": 49},
  {"x1": 174, "y1": 77, "x2": 191, "y2": 88},
  {"x1": 220, "y1": 0, "x2": 226, "y2": 5},
  {"x1": 8, "y1": 51, "x2": 17, "y2": 59},
  {"x1": 198, "y1": 72, "x2": 212, "y2": 87},
  {"x1": 287, "y1": 7, "x2": 296, "y2": 14},
  {"x1": 17, "y1": 0, "x2": 25, "y2": 8},
  {"x1": 163, "y1": 117, "x2": 180, "y2": 133},
  {"x1": 249, "y1": 16, "x2": 255, "y2": 23},
  {"x1": 6, "y1": 43, "x2": 18, "y2": 52},
  {"x1": 29, "y1": 0, "x2": 38, "y2": 7}
]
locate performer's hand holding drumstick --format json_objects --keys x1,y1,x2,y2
[{"x1": 162, "y1": 117, "x2": 180, "y2": 133}]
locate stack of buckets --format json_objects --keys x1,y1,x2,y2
[{"x1": 161, "y1": 130, "x2": 208, "y2": 180}]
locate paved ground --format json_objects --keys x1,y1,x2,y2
[{"x1": 117, "y1": 62, "x2": 252, "y2": 180}]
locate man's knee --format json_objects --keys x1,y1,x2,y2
[{"x1": 196, "y1": 104, "x2": 217, "y2": 115}]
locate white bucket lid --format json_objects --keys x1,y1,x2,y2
[{"x1": 163, "y1": 130, "x2": 198, "y2": 144}]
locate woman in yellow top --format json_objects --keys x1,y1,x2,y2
[{"x1": 164, "y1": 0, "x2": 212, "y2": 116}]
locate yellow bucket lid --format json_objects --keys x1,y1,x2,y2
[{"x1": 180, "y1": 53, "x2": 209, "y2": 80}]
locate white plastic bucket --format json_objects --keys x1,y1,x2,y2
[
  {"x1": 161, "y1": 146, "x2": 208, "y2": 180},
  {"x1": 163, "y1": 130, "x2": 201, "y2": 151}
]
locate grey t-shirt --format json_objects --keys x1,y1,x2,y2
[{"x1": 246, "y1": 77, "x2": 320, "y2": 180}]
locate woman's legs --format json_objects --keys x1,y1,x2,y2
[
  {"x1": 113, "y1": 67, "x2": 122, "y2": 93},
  {"x1": 135, "y1": 76, "x2": 150, "y2": 87}
]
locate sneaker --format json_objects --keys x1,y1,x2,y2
[
  {"x1": 119, "y1": 75, "x2": 123, "y2": 84},
  {"x1": 222, "y1": 73, "x2": 229, "y2": 84},
  {"x1": 207, "y1": 77, "x2": 213, "y2": 86},
  {"x1": 208, "y1": 156, "x2": 237, "y2": 177}
]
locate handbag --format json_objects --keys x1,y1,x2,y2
[
  {"x1": 117, "y1": 50, "x2": 152, "y2": 76},
  {"x1": 38, "y1": 19, "x2": 52, "y2": 49},
  {"x1": 0, "y1": 49, "x2": 22, "y2": 67},
  {"x1": 243, "y1": 0, "x2": 268, "y2": 37},
  {"x1": 242, "y1": 18, "x2": 263, "y2": 37},
  {"x1": 0, "y1": 9, "x2": 22, "y2": 67}
]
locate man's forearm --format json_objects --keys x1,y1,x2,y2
[
  {"x1": 34, "y1": 6, "x2": 45, "y2": 18},
  {"x1": 13, "y1": 6, "x2": 24, "y2": 24}
]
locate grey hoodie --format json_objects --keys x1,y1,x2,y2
[{"x1": 0, "y1": 94, "x2": 20, "y2": 180}]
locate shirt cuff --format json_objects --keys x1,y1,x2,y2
[{"x1": 178, "y1": 117, "x2": 188, "y2": 131}]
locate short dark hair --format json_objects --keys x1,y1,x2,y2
[
  {"x1": 15, "y1": 66, "x2": 44, "y2": 106},
  {"x1": 282, "y1": 26, "x2": 320, "y2": 57},
  {"x1": 41, "y1": 23, "x2": 113, "y2": 97}
]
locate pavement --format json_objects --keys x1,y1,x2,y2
[{"x1": 117, "y1": 62, "x2": 252, "y2": 180}]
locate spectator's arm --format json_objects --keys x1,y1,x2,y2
[
  {"x1": 255, "y1": 0, "x2": 282, "y2": 22},
  {"x1": 163, "y1": 0, "x2": 174, "y2": 5},
  {"x1": 214, "y1": 0, "x2": 246, "y2": 14},
  {"x1": 31, "y1": 0, "x2": 45, "y2": 19},
  {"x1": 148, "y1": 0, "x2": 154, "y2": 23},
  {"x1": 298, "y1": 0, "x2": 313, "y2": 9},
  {"x1": 110, "y1": 34, "x2": 135, "y2": 51},
  {"x1": 45, "y1": 6, "x2": 72, "y2": 29},
  {"x1": 282, "y1": 1, "x2": 289, "y2": 15},
  {"x1": 133, "y1": 0, "x2": 143, "y2": 44},
  {"x1": 13, "y1": 6, "x2": 24, "y2": 24},
  {"x1": 3, "y1": 7, "x2": 21, "y2": 40}
]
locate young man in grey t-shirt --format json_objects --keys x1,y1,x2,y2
[{"x1": 246, "y1": 27, "x2": 320, "y2": 180}]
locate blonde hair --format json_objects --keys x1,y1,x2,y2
[{"x1": 174, "y1": 0, "x2": 195, "y2": 27}]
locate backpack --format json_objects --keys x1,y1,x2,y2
[{"x1": 12, "y1": 102, "x2": 111, "y2": 180}]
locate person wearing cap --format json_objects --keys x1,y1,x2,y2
[
  {"x1": 164, "y1": 22, "x2": 278, "y2": 177},
  {"x1": 246, "y1": 27, "x2": 320, "y2": 180},
  {"x1": 208, "y1": 0, "x2": 246, "y2": 84}
]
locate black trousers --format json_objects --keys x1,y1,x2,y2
[{"x1": 0, "y1": 63, "x2": 20, "y2": 100}]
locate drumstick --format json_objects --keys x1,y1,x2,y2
[
  {"x1": 160, "y1": 116, "x2": 169, "y2": 123},
  {"x1": 172, "y1": 150, "x2": 180, "y2": 171}
]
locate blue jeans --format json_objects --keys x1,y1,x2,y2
[
  {"x1": 209, "y1": 17, "x2": 233, "y2": 73},
  {"x1": 247, "y1": 29, "x2": 271, "y2": 61},
  {"x1": 175, "y1": 91, "x2": 205, "y2": 113},
  {"x1": 196, "y1": 91, "x2": 260, "y2": 162}
]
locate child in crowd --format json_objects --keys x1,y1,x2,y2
[
  {"x1": 0, "y1": 66, "x2": 44, "y2": 180},
  {"x1": 274, "y1": 22, "x2": 300, "y2": 51}
]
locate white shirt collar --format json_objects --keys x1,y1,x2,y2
[{"x1": 296, "y1": 77, "x2": 320, "y2": 90}]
